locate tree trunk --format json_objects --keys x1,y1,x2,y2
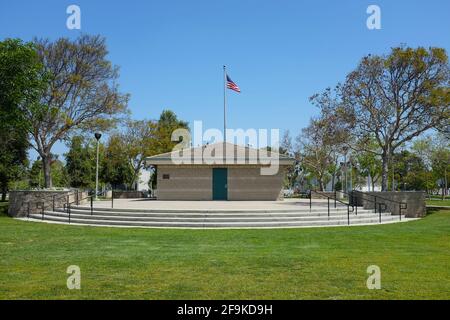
[
  {"x1": 381, "y1": 152, "x2": 389, "y2": 191},
  {"x1": 318, "y1": 177, "x2": 324, "y2": 191},
  {"x1": 444, "y1": 168, "x2": 448, "y2": 200},
  {"x1": 1, "y1": 184, "x2": 7, "y2": 201},
  {"x1": 41, "y1": 153, "x2": 53, "y2": 188},
  {"x1": 130, "y1": 170, "x2": 139, "y2": 191}
]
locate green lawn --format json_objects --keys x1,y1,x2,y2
[
  {"x1": 0, "y1": 201, "x2": 449, "y2": 300},
  {"x1": 426, "y1": 199, "x2": 450, "y2": 207}
]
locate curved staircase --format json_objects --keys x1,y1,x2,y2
[{"x1": 23, "y1": 204, "x2": 407, "y2": 229}]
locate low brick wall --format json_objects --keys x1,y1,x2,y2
[
  {"x1": 8, "y1": 190, "x2": 89, "y2": 217},
  {"x1": 311, "y1": 191, "x2": 344, "y2": 200},
  {"x1": 112, "y1": 191, "x2": 145, "y2": 199},
  {"x1": 352, "y1": 191, "x2": 426, "y2": 218}
]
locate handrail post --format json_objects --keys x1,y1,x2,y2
[
  {"x1": 399, "y1": 204, "x2": 402, "y2": 221},
  {"x1": 90, "y1": 196, "x2": 93, "y2": 215},
  {"x1": 374, "y1": 196, "x2": 377, "y2": 214},
  {"x1": 41, "y1": 203, "x2": 44, "y2": 220},
  {"x1": 53, "y1": 195, "x2": 55, "y2": 212},
  {"x1": 68, "y1": 203, "x2": 71, "y2": 224},
  {"x1": 309, "y1": 191, "x2": 311, "y2": 212},
  {"x1": 112, "y1": 190, "x2": 114, "y2": 209},
  {"x1": 379, "y1": 203, "x2": 382, "y2": 223},
  {"x1": 327, "y1": 197, "x2": 330, "y2": 220},
  {"x1": 347, "y1": 205, "x2": 350, "y2": 225},
  {"x1": 27, "y1": 202, "x2": 30, "y2": 219},
  {"x1": 334, "y1": 190, "x2": 337, "y2": 208}
]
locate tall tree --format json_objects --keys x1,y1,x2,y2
[
  {"x1": 26, "y1": 35, "x2": 128, "y2": 188},
  {"x1": 100, "y1": 135, "x2": 134, "y2": 189},
  {"x1": 153, "y1": 110, "x2": 189, "y2": 154},
  {"x1": 29, "y1": 160, "x2": 44, "y2": 189},
  {"x1": 297, "y1": 118, "x2": 335, "y2": 191},
  {"x1": 280, "y1": 130, "x2": 299, "y2": 189},
  {"x1": 0, "y1": 39, "x2": 46, "y2": 199},
  {"x1": 29, "y1": 156, "x2": 68, "y2": 188},
  {"x1": 354, "y1": 138, "x2": 382, "y2": 191},
  {"x1": 65, "y1": 135, "x2": 99, "y2": 188},
  {"x1": 144, "y1": 110, "x2": 189, "y2": 191},
  {"x1": 50, "y1": 159, "x2": 69, "y2": 188},
  {"x1": 303, "y1": 89, "x2": 350, "y2": 191},
  {"x1": 0, "y1": 131, "x2": 28, "y2": 199},
  {"x1": 392, "y1": 150, "x2": 431, "y2": 191},
  {"x1": 411, "y1": 137, "x2": 434, "y2": 195},
  {"x1": 121, "y1": 119, "x2": 158, "y2": 189},
  {"x1": 430, "y1": 134, "x2": 450, "y2": 198},
  {"x1": 339, "y1": 46, "x2": 449, "y2": 190}
]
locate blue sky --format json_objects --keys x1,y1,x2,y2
[{"x1": 1, "y1": 0, "x2": 449, "y2": 160}]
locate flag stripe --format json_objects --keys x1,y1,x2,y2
[{"x1": 226, "y1": 75, "x2": 241, "y2": 93}]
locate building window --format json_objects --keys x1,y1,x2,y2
[{"x1": 162, "y1": 174, "x2": 170, "y2": 180}]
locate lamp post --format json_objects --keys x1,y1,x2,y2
[
  {"x1": 349, "y1": 159, "x2": 353, "y2": 192},
  {"x1": 94, "y1": 133, "x2": 102, "y2": 200},
  {"x1": 342, "y1": 146, "x2": 349, "y2": 193},
  {"x1": 37, "y1": 156, "x2": 41, "y2": 189}
]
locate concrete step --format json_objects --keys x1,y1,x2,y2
[
  {"x1": 67, "y1": 205, "x2": 355, "y2": 214},
  {"x1": 56, "y1": 207, "x2": 378, "y2": 218},
  {"x1": 27, "y1": 212, "x2": 405, "y2": 228},
  {"x1": 43, "y1": 210, "x2": 393, "y2": 223}
]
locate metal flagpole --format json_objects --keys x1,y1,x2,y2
[{"x1": 223, "y1": 65, "x2": 227, "y2": 143}]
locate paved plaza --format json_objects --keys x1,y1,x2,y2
[{"x1": 90, "y1": 198, "x2": 342, "y2": 211}]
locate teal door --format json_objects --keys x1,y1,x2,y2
[{"x1": 212, "y1": 168, "x2": 228, "y2": 200}]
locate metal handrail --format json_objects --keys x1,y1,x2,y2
[
  {"x1": 311, "y1": 190, "x2": 353, "y2": 208},
  {"x1": 64, "y1": 189, "x2": 112, "y2": 223},
  {"x1": 353, "y1": 190, "x2": 407, "y2": 206},
  {"x1": 310, "y1": 190, "x2": 355, "y2": 225},
  {"x1": 350, "y1": 191, "x2": 387, "y2": 211},
  {"x1": 351, "y1": 191, "x2": 388, "y2": 223},
  {"x1": 353, "y1": 190, "x2": 407, "y2": 221},
  {"x1": 23, "y1": 189, "x2": 84, "y2": 222},
  {"x1": 309, "y1": 190, "x2": 395, "y2": 225},
  {"x1": 21, "y1": 189, "x2": 113, "y2": 224},
  {"x1": 24, "y1": 192, "x2": 72, "y2": 221}
]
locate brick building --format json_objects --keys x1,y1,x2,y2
[{"x1": 145, "y1": 143, "x2": 295, "y2": 200}]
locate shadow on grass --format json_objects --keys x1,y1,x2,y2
[
  {"x1": 426, "y1": 207, "x2": 447, "y2": 216},
  {"x1": 0, "y1": 201, "x2": 8, "y2": 217}
]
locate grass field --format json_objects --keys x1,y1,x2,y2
[
  {"x1": 0, "y1": 201, "x2": 449, "y2": 300},
  {"x1": 426, "y1": 199, "x2": 450, "y2": 207}
]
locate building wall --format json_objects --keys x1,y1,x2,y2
[
  {"x1": 228, "y1": 167, "x2": 285, "y2": 200},
  {"x1": 157, "y1": 166, "x2": 213, "y2": 200},
  {"x1": 156, "y1": 165, "x2": 286, "y2": 201}
]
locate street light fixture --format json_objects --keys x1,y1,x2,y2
[{"x1": 94, "y1": 133, "x2": 102, "y2": 200}]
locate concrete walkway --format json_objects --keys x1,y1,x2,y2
[{"x1": 91, "y1": 198, "x2": 345, "y2": 211}]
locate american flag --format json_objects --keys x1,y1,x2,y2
[{"x1": 226, "y1": 75, "x2": 241, "y2": 93}]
